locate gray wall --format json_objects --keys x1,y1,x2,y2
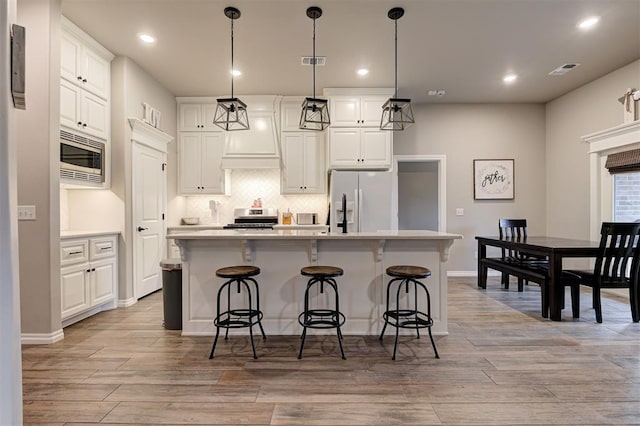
[
  {"x1": 545, "y1": 59, "x2": 640, "y2": 239},
  {"x1": 16, "y1": 0, "x2": 61, "y2": 335},
  {"x1": 394, "y1": 104, "x2": 547, "y2": 271},
  {"x1": 398, "y1": 161, "x2": 439, "y2": 231},
  {"x1": 1, "y1": 0, "x2": 23, "y2": 421}
]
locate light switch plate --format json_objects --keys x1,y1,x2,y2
[
  {"x1": 18, "y1": 205, "x2": 36, "y2": 220},
  {"x1": 456, "y1": 208, "x2": 464, "y2": 216}
]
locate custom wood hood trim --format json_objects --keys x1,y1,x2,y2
[{"x1": 129, "y1": 117, "x2": 174, "y2": 153}]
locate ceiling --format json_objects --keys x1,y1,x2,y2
[{"x1": 61, "y1": 0, "x2": 640, "y2": 104}]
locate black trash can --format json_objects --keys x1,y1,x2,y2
[{"x1": 160, "y1": 259, "x2": 182, "y2": 330}]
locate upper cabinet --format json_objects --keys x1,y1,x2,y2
[
  {"x1": 329, "y1": 128, "x2": 391, "y2": 170},
  {"x1": 60, "y1": 17, "x2": 113, "y2": 141},
  {"x1": 178, "y1": 103, "x2": 219, "y2": 131},
  {"x1": 329, "y1": 96, "x2": 387, "y2": 127},
  {"x1": 60, "y1": 17, "x2": 113, "y2": 101},
  {"x1": 281, "y1": 132, "x2": 326, "y2": 194}
]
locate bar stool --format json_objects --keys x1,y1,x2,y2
[
  {"x1": 379, "y1": 265, "x2": 439, "y2": 360},
  {"x1": 209, "y1": 265, "x2": 266, "y2": 360},
  {"x1": 298, "y1": 266, "x2": 346, "y2": 360}
]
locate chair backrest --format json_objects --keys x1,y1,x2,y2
[
  {"x1": 594, "y1": 222, "x2": 640, "y2": 285},
  {"x1": 499, "y1": 219, "x2": 528, "y2": 239}
]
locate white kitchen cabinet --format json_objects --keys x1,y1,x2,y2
[
  {"x1": 60, "y1": 234, "x2": 118, "y2": 326},
  {"x1": 178, "y1": 132, "x2": 226, "y2": 194},
  {"x1": 329, "y1": 127, "x2": 391, "y2": 169},
  {"x1": 179, "y1": 103, "x2": 219, "y2": 131},
  {"x1": 329, "y1": 96, "x2": 387, "y2": 127},
  {"x1": 281, "y1": 132, "x2": 326, "y2": 193},
  {"x1": 281, "y1": 99, "x2": 304, "y2": 131},
  {"x1": 60, "y1": 78, "x2": 109, "y2": 140}
]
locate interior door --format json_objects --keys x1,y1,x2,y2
[{"x1": 133, "y1": 142, "x2": 165, "y2": 299}]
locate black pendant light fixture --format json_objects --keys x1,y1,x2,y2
[
  {"x1": 380, "y1": 7, "x2": 414, "y2": 131},
  {"x1": 213, "y1": 7, "x2": 249, "y2": 131},
  {"x1": 299, "y1": 6, "x2": 330, "y2": 131}
]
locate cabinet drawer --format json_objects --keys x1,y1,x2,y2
[
  {"x1": 90, "y1": 236, "x2": 117, "y2": 260},
  {"x1": 60, "y1": 240, "x2": 89, "y2": 266}
]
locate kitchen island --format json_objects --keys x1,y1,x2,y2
[{"x1": 168, "y1": 230, "x2": 462, "y2": 336}]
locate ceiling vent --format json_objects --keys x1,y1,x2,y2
[
  {"x1": 301, "y1": 56, "x2": 326, "y2": 66},
  {"x1": 548, "y1": 63, "x2": 580, "y2": 76}
]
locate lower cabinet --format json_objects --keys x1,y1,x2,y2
[{"x1": 60, "y1": 234, "x2": 118, "y2": 325}]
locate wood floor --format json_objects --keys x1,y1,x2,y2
[{"x1": 22, "y1": 277, "x2": 640, "y2": 425}]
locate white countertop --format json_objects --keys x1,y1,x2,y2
[
  {"x1": 61, "y1": 230, "x2": 121, "y2": 239},
  {"x1": 167, "y1": 224, "x2": 328, "y2": 231},
  {"x1": 167, "y1": 229, "x2": 462, "y2": 240}
]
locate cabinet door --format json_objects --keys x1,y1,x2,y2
[
  {"x1": 329, "y1": 128, "x2": 361, "y2": 168},
  {"x1": 302, "y1": 133, "x2": 326, "y2": 193},
  {"x1": 60, "y1": 79, "x2": 81, "y2": 132},
  {"x1": 361, "y1": 129, "x2": 391, "y2": 168},
  {"x1": 281, "y1": 134, "x2": 305, "y2": 193},
  {"x1": 61, "y1": 266, "x2": 90, "y2": 319},
  {"x1": 200, "y1": 103, "x2": 219, "y2": 131},
  {"x1": 281, "y1": 100, "x2": 304, "y2": 131},
  {"x1": 179, "y1": 104, "x2": 203, "y2": 131},
  {"x1": 360, "y1": 96, "x2": 387, "y2": 127},
  {"x1": 91, "y1": 260, "x2": 116, "y2": 306},
  {"x1": 179, "y1": 133, "x2": 203, "y2": 193},
  {"x1": 82, "y1": 48, "x2": 110, "y2": 99},
  {"x1": 200, "y1": 133, "x2": 225, "y2": 193},
  {"x1": 81, "y1": 90, "x2": 108, "y2": 140},
  {"x1": 330, "y1": 97, "x2": 361, "y2": 126},
  {"x1": 60, "y1": 31, "x2": 82, "y2": 85}
]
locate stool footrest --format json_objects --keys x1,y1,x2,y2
[
  {"x1": 382, "y1": 310, "x2": 433, "y2": 329},
  {"x1": 215, "y1": 309, "x2": 264, "y2": 329},
  {"x1": 298, "y1": 310, "x2": 346, "y2": 329}
]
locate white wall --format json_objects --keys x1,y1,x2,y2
[
  {"x1": 0, "y1": 0, "x2": 23, "y2": 422},
  {"x1": 545, "y1": 59, "x2": 640, "y2": 239},
  {"x1": 16, "y1": 0, "x2": 61, "y2": 339},
  {"x1": 394, "y1": 104, "x2": 547, "y2": 271}
]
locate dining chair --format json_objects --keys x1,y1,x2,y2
[
  {"x1": 568, "y1": 222, "x2": 640, "y2": 323},
  {"x1": 498, "y1": 219, "x2": 548, "y2": 291}
]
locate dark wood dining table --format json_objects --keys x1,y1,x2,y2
[{"x1": 476, "y1": 236, "x2": 600, "y2": 321}]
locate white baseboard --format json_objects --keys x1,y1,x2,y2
[
  {"x1": 118, "y1": 297, "x2": 137, "y2": 308},
  {"x1": 21, "y1": 329, "x2": 64, "y2": 345},
  {"x1": 447, "y1": 270, "x2": 500, "y2": 277}
]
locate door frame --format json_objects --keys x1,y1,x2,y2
[{"x1": 392, "y1": 155, "x2": 447, "y2": 232}]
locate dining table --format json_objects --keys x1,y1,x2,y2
[{"x1": 476, "y1": 236, "x2": 600, "y2": 321}]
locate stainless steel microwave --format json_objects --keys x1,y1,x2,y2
[{"x1": 60, "y1": 130, "x2": 105, "y2": 184}]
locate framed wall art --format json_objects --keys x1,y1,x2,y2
[{"x1": 473, "y1": 159, "x2": 514, "y2": 200}]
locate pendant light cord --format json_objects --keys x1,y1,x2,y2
[
  {"x1": 394, "y1": 17, "x2": 398, "y2": 99},
  {"x1": 312, "y1": 16, "x2": 316, "y2": 99},
  {"x1": 230, "y1": 17, "x2": 235, "y2": 99}
]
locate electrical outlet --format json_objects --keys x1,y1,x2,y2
[
  {"x1": 17, "y1": 205, "x2": 36, "y2": 220},
  {"x1": 456, "y1": 208, "x2": 464, "y2": 216},
  {"x1": 474, "y1": 251, "x2": 478, "y2": 259}
]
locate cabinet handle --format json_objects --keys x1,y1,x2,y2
[
  {"x1": 82, "y1": 123, "x2": 87, "y2": 128},
  {"x1": 82, "y1": 78, "x2": 87, "y2": 83},
  {"x1": 86, "y1": 269, "x2": 91, "y2": 273},
  {"x1": 137, "y1": 226, "x2": 148, "y2": 232},
  {"x1": 69, "y1": 250, "x2": 82, "y2": 255},
  {"x1": 77, "y1": 121, "x2": 82, "y2": 126},
  {"x1": 77, "y1": 76, "x2": 82, "y2": 81},
  {"x1": 99, "y1": 247, "x2": 111, "y2": 251},
  {"x1": 91, "y1": 268, "x2": 96, "y2": 272}
]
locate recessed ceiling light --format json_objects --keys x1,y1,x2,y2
[
  {"x1": 231, "y1": 69, "x2": 242, "y2": 77},
  {"x1": 577, "y1": 16, "x2": 599, "y2": 30},
  {"x1": 503, "y1": 74, "x2": 517, "y2": 84},
  {"x1": 357, "y1": 68, "x2": 369, "y2": 76},
  {"x1": 138, "y1": 33, "x2": 156, "y2": 44}
]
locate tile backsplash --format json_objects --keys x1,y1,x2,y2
[{"x1": 183, "y1": 169, "x2": 328, "y2": 225}]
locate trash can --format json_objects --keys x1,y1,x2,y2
[{"x1": 160, "y1": 259, "x2": 182, "y2": 330}]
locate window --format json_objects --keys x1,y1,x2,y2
[{"x1": 613, "y1": 171, "x2": 640, "y2": 221}]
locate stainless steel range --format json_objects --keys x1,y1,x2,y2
[{"x1": 223, "y1": 208, "x2": 279, "y2": 229}]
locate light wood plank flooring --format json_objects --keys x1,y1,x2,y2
[{"x1": 22, "y1": 277, "x2": 640, "y2": 425}]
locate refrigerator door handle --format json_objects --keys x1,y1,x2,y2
[{"x1": 357, "y1": 188, "x2": 363, "y2": 233}]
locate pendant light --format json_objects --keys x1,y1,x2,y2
[
  {"x1": 300, "y1": 6, "x2": 330, "y2": 131},
  {"x1": 213, "y1": 7, "x2": 249, "y2": 131},
  {"x1": 380, "y1": 7, "x2": 414, "y2": 131}
]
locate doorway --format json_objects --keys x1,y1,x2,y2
[{"x1": 393, "y1": 155, "x2": 446, "y2": 232}]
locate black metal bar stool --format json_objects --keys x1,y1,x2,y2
[
  {"x1": 209, "y1": 265, "x2": 266, "y2": 360},
  {"x1": 379, "y1": 265, "x2": 439, "y2": 360},
  {"x1": 297, "y1": 266, "x2": 346, "y2": 359}
]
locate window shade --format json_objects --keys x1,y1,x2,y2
[{"x1": 605, "y1": 149, "x2": 640, "y2": 174}]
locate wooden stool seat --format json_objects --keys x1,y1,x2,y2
[
  {"x1": 301, "y1": 265, "x2": 344, "y2": 278},
  {"x1": 216, "y1": 265, "x2": 260, "y2": 279},
  {"x1": 386, "y1": 265, "x2": 431, "y2": 279}
]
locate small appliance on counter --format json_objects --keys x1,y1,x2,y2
[
  {"x1": 296, "y1": 213, "x2": 318, "y2": 225},
  {"x1": 223, "y1": 207, "x2": 278, "y2": 229}
]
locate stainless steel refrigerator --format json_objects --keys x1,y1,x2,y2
[{"x1": 329, "y1": 170, "x2": 397, "y2": 233}]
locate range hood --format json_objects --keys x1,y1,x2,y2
[{"x1": 221, "y1": 96, "x2": 281, "y2": 169}]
